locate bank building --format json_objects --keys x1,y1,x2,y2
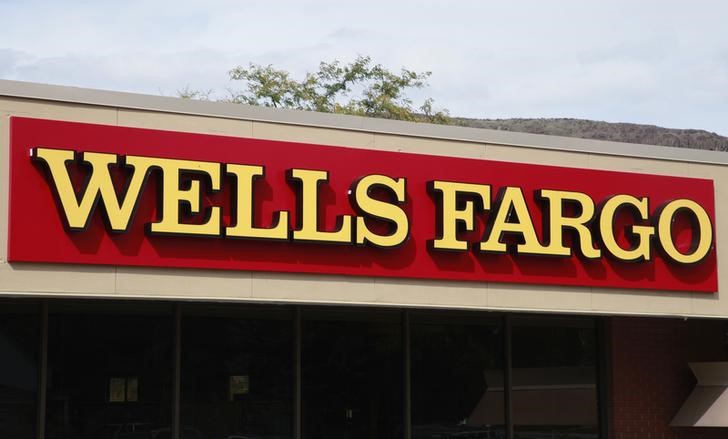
[{"x1": 0, "y1": 80, "x2": 726, "y2": 439}]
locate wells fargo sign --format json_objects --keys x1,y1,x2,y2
[{"x1": 8, "y1": 117, "x2": 718, "y2": 292}]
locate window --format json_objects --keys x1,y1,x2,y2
[
  {"x1": 411, "y1": 313, "x2": 505, "y2": 439},
  {"x1": 0, "y1": 301, "x2": 38, "y2": 439},
  {"x1": 46, "y1": 302, "x2": 173, "y2": 439},
  {"x1": 4, "y1": 298, "x2": 604, "y2": 438},
  {"x1": 511, "y1": 317, "x2": 599, "y2": 439},
  {"x1": 181, "y1": 305, "x2": 294, "y2": 439},
  {"x1": 302, "y1": 309, "x2": 403, "y2": 439}
]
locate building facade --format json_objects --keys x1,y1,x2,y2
[{"x1": 0, "y1": 80, "x2": 726, "y2": 439}]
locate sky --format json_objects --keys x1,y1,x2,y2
[{"x1": 1, "y1": 0, "x2": 727, "y2": 135}]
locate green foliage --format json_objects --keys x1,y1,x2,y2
[
  {"x1": 182, "y1": 56, "x2": 450, "y2": 124},
  {"x1": 176, "y1": 86, "x2": 212, "y2": 101}
]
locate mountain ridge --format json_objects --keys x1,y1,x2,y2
[{"x1": 453, "y1": 117, "x2": 728, "y2": 152}]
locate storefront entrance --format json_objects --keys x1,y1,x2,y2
[{"x1": 0, "y1": 299, "x2": 604, "y2": 439}]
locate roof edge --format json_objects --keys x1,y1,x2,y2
[{"x1": 1, "y1": 79, "x2": 727, "y2": 166}]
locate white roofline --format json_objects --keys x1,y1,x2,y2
[{"x1": 1, "y1": 79, "x2": 727, "y2": 166}]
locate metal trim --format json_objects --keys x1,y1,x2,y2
[
  {"x1": 294, "y1": 307, "x2": 302, "y2": 439},
  {"x1": 36, "y1": 301, "x2": 48, "y2": 439},
  {"x1": 597, "y1": 317, "x2": 613, "y2": 439},
  {"x1": 504, "y1": 314, "x2": 513, "y2": 439},
  {"x1": 403, "y1": 310, "x2": 412, "y2": 439},
  {"x1": 172, "y1": 303, "x2": 181, "y2": 439}
]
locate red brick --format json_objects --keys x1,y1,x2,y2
[{"x1": 610, "y1": 317, "x2": 727, "y2": 439}]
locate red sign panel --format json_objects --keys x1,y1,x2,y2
[{"x1": 7, "y1": 117, "x2": 718, "y2": 292}]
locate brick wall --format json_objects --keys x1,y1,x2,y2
[{"x1": 610, "y1": 316, "x2": 727, "y2": 439}]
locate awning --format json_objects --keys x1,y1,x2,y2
[{"x1": 671, "y1": 362, "x2": 728, "y2": 427}]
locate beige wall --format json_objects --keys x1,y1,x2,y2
[{"x1": 1, "y1": 96, "x2": 726, "y2": 318}]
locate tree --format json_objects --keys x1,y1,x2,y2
[{"x1": 181, "y1": 56, "x2": 450, "y2": 124}]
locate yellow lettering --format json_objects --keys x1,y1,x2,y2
[
  {"x1": 225, "y1": 164, "x2": 289, "y2": 240},
  {"x1": 288, "y1": 169, "x2": 352, "y2": 244},
  {"x1": 537, "y1": 189, "x2": 600, "y2": 258},
  {"x1": 351, "y1": 175, "x2": 408, "y2": 248},
  {"x1": 429, "y1": 181, "x2": 490, "y2": 251},
  {"x1": 480, "y1": 187, "x2": 549, "y2": 255},
  {"x1": 657, "y1": 199, "x2": 713, "y2": 264},
  {"x1": 598, "y1": 195, "x2": 654, "y2": 262},
  {"x1": 148, "y1": 157, "x2": 222, "y2": 237},
  {"x1": 32, "y1": 148, "x2": 153, "y2": 232}
]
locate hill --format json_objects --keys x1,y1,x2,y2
[{"x1": 454, "y1": 117, "x2": 728, "y2": 152}]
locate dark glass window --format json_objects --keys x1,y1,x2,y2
[
  {"x1": 46, "y1": 301, "x2": 173, "y2": 439},
  {"x1": 9, "y1": 296, "x2": 603, "y2": 438},
  {"x1": 302, "y1": 309, "x2": 403, "y2": 439},
  {"x1": 181, "y1": 305, "x2": 294, "y2": 439},
  {"x1": 411, "y1": 313, "x2": 505, "y2": 439},
  {"x1": 0, "y1": 301, "x2": 38, "y2": 439},
  {"x1": 511, "y1": 317, "x2": 599, "y2": 439}
]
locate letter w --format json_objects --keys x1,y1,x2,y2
[{"x1": 33, "y1": 148, "x2": 153, "y2": 232}]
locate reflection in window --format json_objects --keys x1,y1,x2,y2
[
  {"x1": 108, "y1": 377, "x2": 139, "y2": 403},
  {"x1": 20, "y1": 297, "x2": 602, "y2": 438},
  {"x1": 411, "y1": 314, "x2": 505, "y2": 439},
  {"x1": 181, "y1": 306, "x2": 293, "y2": 439},
  {"x1": 0, "y1": 301, "x2": 38, "y2": 439},
  {"x1": 511, "y1": 318, "x2": 599, "y2": 439},
  {"x1": 302, "y1": 309, "x2": 403, "y2": 439},
  {"x1": 46, "y1": 302, "x2": 173, "y2": 439}
]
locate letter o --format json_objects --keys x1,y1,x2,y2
[{"x1": 657, "y1": 199, "x2": 713, "y2": 264}]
